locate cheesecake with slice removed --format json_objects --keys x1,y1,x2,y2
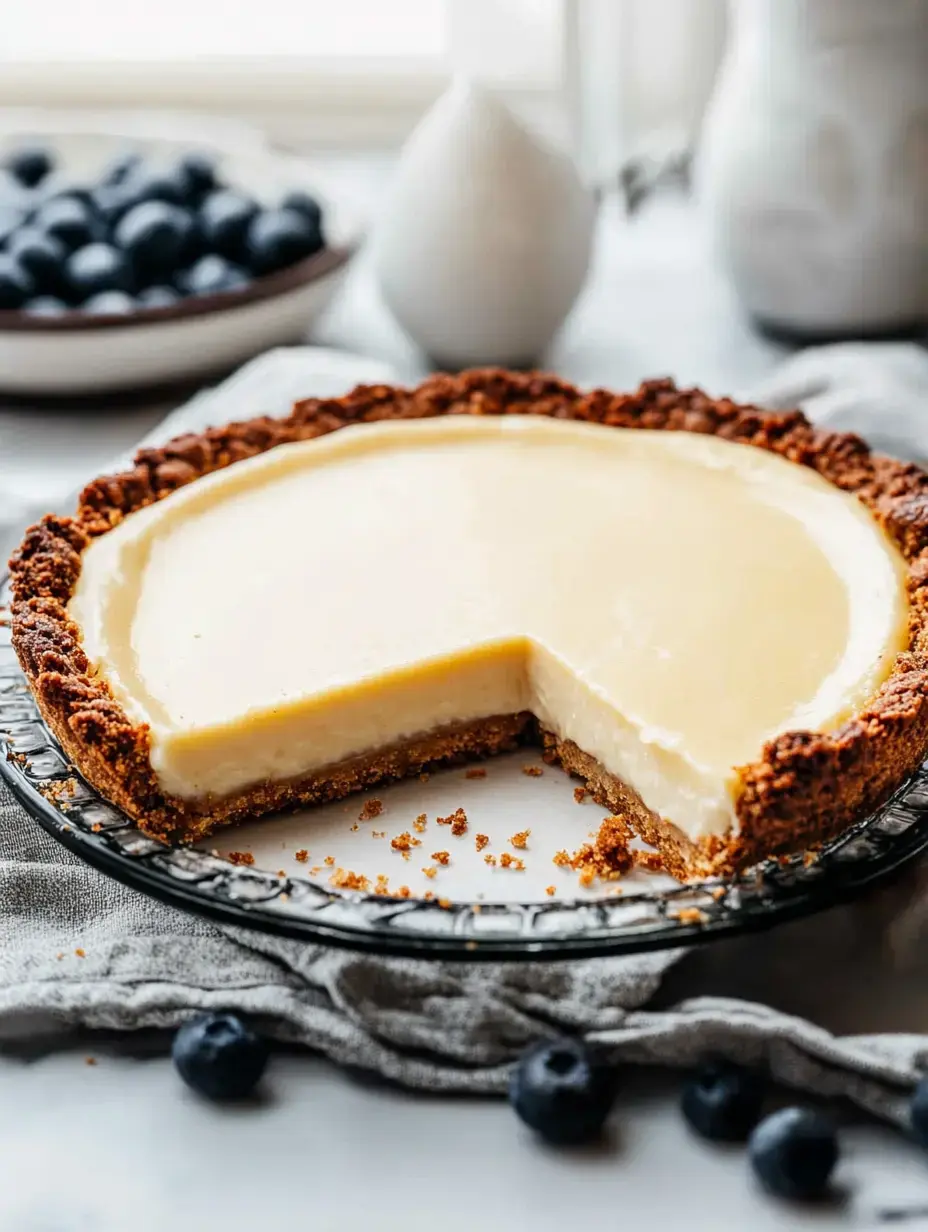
[{"x1": 11, "y1": 372, "x2": 928, "y2": 879}]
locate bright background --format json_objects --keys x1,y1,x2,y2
[{"x1": 0, "y1": 0, "x2": 727, "y2": 170}]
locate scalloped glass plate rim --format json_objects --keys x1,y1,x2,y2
[{"x1": 2, "y1": 582, "x2": 928, "y2": 960}]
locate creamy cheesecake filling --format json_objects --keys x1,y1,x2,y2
[{"x1": 70, "y1": 415, "x2": 909, "y2": 841}]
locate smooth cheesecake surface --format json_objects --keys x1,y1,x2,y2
[{"x1": 70, "y1": 414, "x2": 908, "y2": 841}]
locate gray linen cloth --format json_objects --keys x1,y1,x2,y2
[{"x1": 3, "y1": 342, "x2": 928, "y2": 1125}]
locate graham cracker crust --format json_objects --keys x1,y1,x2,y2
[{"x1": 10, "y1": 369, "x2": 928, "y2": 879}]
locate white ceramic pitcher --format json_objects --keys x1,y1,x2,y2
[{"x1": 698, "y1": 0, "x2": 928, "y2": 337}]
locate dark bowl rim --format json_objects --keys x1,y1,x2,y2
[{"x1": 0, "y1": 243, "x2": 355, "y2": 332}]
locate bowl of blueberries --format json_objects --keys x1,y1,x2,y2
[{"x1": 0, "y1": 127, "x2": 359, "y2": 394}]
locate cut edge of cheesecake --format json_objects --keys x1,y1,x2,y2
[{"x1": 10, "y1": 370, "x2": 928, "y2": 881}]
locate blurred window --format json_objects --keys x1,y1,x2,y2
[{"x1": 0, "y1": 0, "x2": 724, "y2": 164}]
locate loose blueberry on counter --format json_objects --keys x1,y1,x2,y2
[
  {"x1": 199, "y1": 189, "x2": 259, "y2": 260},
  {"x1": 67, "y1": 242, "x2": 133, "y2": 300},
  {"x1": 7, "y1": 228, "x2": 67, "y2": 291},
  {"x1": 34, "y1": 195, "x2": 98, "y2": 251},
  {"x1": 81, "y1": 290, "x2": 135, "y2": 315},
  {"x1": 509, "y1": 1037, "x2": 615, "y2": 1145},
  {"x1": 23, "y1": 295, "x2": 68, "y2": 316},
  {"x1": 172, "y1": 1011, "x2": 269, "y2": 1101},
  {"x1": 910, "y1": 1075, "x2": 928, "y2": 1146},
  {"x1": 0, "y1": 254, "x2": 35, "y2": 309},
  {"x1": 116, "y1": 200, "x2": 194, "y2": 278},
  {"x1": 748, "y1": 1107, "x2": 838, "y2": 1201},
  {"x1": 135, "y1": 284, "x2": 179, "y2": 309},
  {"x1": 177, "y1": 253, "x2": 249, "y2": 298},
  {"x1": 281, "y1": 189, "x2": 323, "y2": 236},
  {"x1": 4, "y1": 145, "x2": 54, "y2": 189},
  {"x1": 246, "y1": 207, "x2": 324, "y2": 276},
  {"x1": 681, "y1": 1059, "x2": 765, "y2": 1142}
]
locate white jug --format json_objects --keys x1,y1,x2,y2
[
  {"x1": 373, "y1": 81, "x2": 595, "y2": 369},
  {"x1": 698, "y1": 0, "x2": 928, "y2": 337}
]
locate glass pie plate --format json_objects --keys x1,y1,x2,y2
[{"x1": 3, "y1": 580, "x2": 928, "y2": 960}]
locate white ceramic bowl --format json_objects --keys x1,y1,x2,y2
[{"x1": 0, "y1": 116, "x2": 361, "y2": 395}]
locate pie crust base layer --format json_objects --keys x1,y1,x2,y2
[{"x1": 11, "y1": 371, "x2": 928, "y2": 879}]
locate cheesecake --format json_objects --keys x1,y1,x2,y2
[{"x1": 11, "y1": 371, "x2": 928, "y2": 880}]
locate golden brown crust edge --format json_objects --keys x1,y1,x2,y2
[{"x1": 10, "y1": 370, "x2": 928, "y2": 877}]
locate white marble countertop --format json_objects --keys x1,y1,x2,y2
[{"x1": 3, "y1": 165, "x2": 928, "y2": 1230}]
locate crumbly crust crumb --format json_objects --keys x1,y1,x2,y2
[
  {"x1": 633, "y1": 849, "x2": 665, "y2": 873},
  {"x1": 673, "y1": 907, "x2": 709, "y2": 925},
  {"x1": 437, "y1": 807, "x2": 468, "y2": 835},
  {"x1": 551, "y1": 816, "x2": 635, "y2": 888},
  {"x1": 390, "y1": 831, "x2": 421, "y2": 854},
  {"x1": 330, "y1": 868, "x2": 370, "y2": 891}
]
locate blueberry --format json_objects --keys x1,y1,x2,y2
[
  {"x1": 177, "y1": 253, "x2": 249, "y2": 298},
  {"x1": 124, "y1": 167, "x2": 187, "y2": 209},
  {"x1": 748, "y1": 1107, "x2": 838, "y2": 1201},
  {"x1": 81, "y1": 290, "x2": 135, "y2": 315},
  {"x1": 67, "y1": 242, "x2": 133, "y2": 300},
  {"x1": 7, "y1": 228, "x2": 67, "y2": 291},
  {"x1": 136, "y1": 284, "x2": 179, "y2": 309},
  {"x1": 24, "y1": 295, "x2": 68, "y2": 317},
  {"x1": 246, "y1": 207, "x2": 323, "y2": 276},
  {"x1": 100, "y1": 150, "x2": 143, "y2": 187},
  {"x1": 115, "y1": 200, "x2": 194, "y2": 278},
  {"x1": 35, "y1": 196, "x2": 97, "y2": 250},
  {"x1": 0, "y1": 254, "x2": 35, "y2": 309},
  {"x1": 198, "y1": 190, "x2": 258, "y2": 259},
  {"x1": 50, "y1": 185, "x2": 98, "y2": 211},
  {"x1": 910, "y1": 1076, "x2": 928, "y2": 1146},
  {"x1": 4, "y1": 145, "x2": 54, "y2": 189},
  {"x1": 281, "y1": 189, "x2": 323, "y2": 236},
  {"x1": 99, "y1": 168, "x2": 188, "y2": 232},
  {"x1": 681, "y1": 1060, "x2": 765, "y2": 1142},
  {"x1": 509, "y1": 1037, "x2": 614, "y2": 1145},
  {"x1": 0, "y1": 204, "x2": 25, "y2": 247},
  {"x1": 0, "y1": 172, "x2": 33, "y2": 211},
  {"x1": 172, "y1": 1011, "x2": 269, "y2": 1101},
  {"x1": 176, "y1": 152, "x2": 217, "y2": 202},
  {"x1": 89, "y1": 183, "x2": 130, "y2": 230}
]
